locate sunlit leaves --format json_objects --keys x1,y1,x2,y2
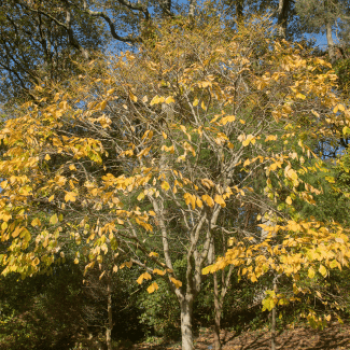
[
  {"x1": 49, "y1": 214, "x2": 58, "y2": 225},
  {"x1": 65, "y1": 192, "x2": 77, "y2": 202},
  {"x1": 319, "y1": 265, "x2": 327, "y2": 278},
  {"x1": 153, "y1": 268, "x2": 166, "y2": 276},
  {"x1": 161, "y1": 181, "x2": 170, "y2": 191},
  {"x1": 147, "y1": 281, "x2": 159, "y2": 293},
  {"x1": 221, "y1": 115, "x2": 235, "y2": 125},
  {"x1": 170, "y1": 277, "x2": 182, "y2": 289},
  {"x1": 165, "y1": 96, "x2": 175, "y2": 104},
  {"x1": 308, "y1": 267, "x2": 316, "y2": 279},
  {"x1": 150, "y1": 95, "x2": 165, "y2": 106},
  {"x1": 214, "y1": 194, "x2": 226, "y2": 208},
  {"x1": 137, "y1": 272, "x2": 152, "y2": 284},
  {"x1": 242, "y1": 134, "x2": 256, "y2": 147},
  {"x1": 31, "y1": 218, "x2": 41, "y2": 227},
  {"x1": 184, "y1": 193, "x2": 196, "y2": 210},
  {"x1": 201, "y1": 194, "x2": 214, "y2": 208}
]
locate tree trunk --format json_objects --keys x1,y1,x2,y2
[
  {"x1": 180, "y1": 296, "x2": 194, "y2": 350},
  {"x1": 270, "y1": 278, "x2": 278, "y2": 350},
  {"x1": 326, "y1": 20, "x2": 335, "y2": 61},
  {"x1": 271, "y1": 305, "x2": 276, "y2": 350},
  {"x1": 106, "y1": 276, "x2": 113, "y2": 350},
  {"x1": 277, "y1": 0, "x2": 290, "y2": 39},
  {"x1": 236, "y1": 0, "x2": 244, "y2": 25},
  {"x1": 189, "y1": 0, "x2": 196, "y2": 17},
  {"x1": 213, "y1": 272, "x2": 222, "y2": 350}
]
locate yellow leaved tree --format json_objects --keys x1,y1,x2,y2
[{"x1": 1, "y1": 14, "x2": 349, "y2": 350}]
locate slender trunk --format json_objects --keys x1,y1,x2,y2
[
  {"x1": 326, "y1": 20, "x2": 335, "y2": 61},
  {"x1": 106, "y1": 276, "x2": 113, "y2": 350},
  {"x1": 270, "y1": 278, "x2": 278, "y2": 350},
  {"x1": 213, "y1": 272, "x2": 222, "y2": 350},
  {"x1": 180, "y1": 296, "x2": 194, "y2": 350},
  {"x1": 271, "y1": 306, "x2": 276, "y2": 350}
]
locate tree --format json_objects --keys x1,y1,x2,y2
[
  {"x1": 295, "y1": 0, "x2": 350, "y2": 60},
  {"x1": 1, "y1": 13, "x2": 350, "y2": 350}
]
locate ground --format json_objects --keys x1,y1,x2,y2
[{"x1": 136, "y1": 324, "x2": 350, "y2": 350}]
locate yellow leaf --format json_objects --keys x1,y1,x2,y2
[
  {"x1": 100, "y1": 100, "x2": 108, "y2": 110},
  {"x1": 251, "y1": 273, "x2": 258, "y2": 283},
  {"x1": 65, "y1": 192, "x2": 77, "y2": 202},
  {"x1": 308, "y1": 267, "x2": 315, "y2": 279},
  {"x1": 196, "y1": 197, "x2": 203, "y2": 208},
  {"x1": 141, "y1": 130, "x2": 153, "y2": 140},
  {"x1": 153, "y1": 268, "x2": 166, "y2": 276},
  {"x1": 209, "y1": 115, "x2": 221, "y2": 124},
  {"x1": 113, "y1": 265, "x2": 119, "y2": 273},
  {"x1": 69, "y1": 164, "x2": 76, "y2": 171},
  {"x1": 202, "y1": 194, "x2": 214, "y2": 208},
  {"x1": 12, "y1": 227, "x2": 22, "y2": 238},
  {"x1": 48, "y1": 195, "x2": 55, "y2": 202},
  {"x1": 285, "y1": 196, "x2": 293, "y2": 205},
  {"x1": 137, "y1": 272, "x2": 152, "y2": 284},
  {"x1": 137, "y1": 191, "x2": 145, "y2": 201},
  {"x1": 45, "y1": 154, "x2": 51, "y2": 161},
  {"x1": 129, "y1": 91, "x2": 138, "y2": 102},
  {"x1": 324, "y1": 314, "x2": 331, "y2": 321},
  {"x1": 214, "y1": 194, "x2": 226, "y2": 208},
  {"x1": 149, "y1": 252, "x2": 159, "y2": 258},
  {"x1": 31, "y1": 218, "x2": 41, "y2": 227},
  {"x1": 201, "y1": 179, "x2": 214, "y2": 189},
  {"x1": 49, "y1": 214, "x2": 58, "y2": 225},
  {"x1": 170, "y1": 277, "x2": 182, "y2": 288},
  {"x1": 242, "y1": 134, "x2": 255, "y2": 147},
  {"x1": 137, "y1": 146, "x2": 152, "y2": 158},
  {"x1": 32, "y1": 257, "x2": 40, "y2": 266},
  {"x1": 107, "y1": 88, "x2": 115, "y2": 96},
  {"x1": 202, "y1": 265, "x2": 215, "y2": 275},
  {"x1": 193, "y1": 98, "x2": 199, "y2": 107},
  {"x1": 147, "y1": 282, "x2": 159, "y2": 293},
  {"x1": 221, "y1": 115, "x2": 236, "y2": 125},
  {"x1": 262, "y1": 297, "x2": 275, "y2": 311},
  {"x1": 184, "y1": 193, "x2": 196, "y2": 210},
  {"x1": 338, "y1": 104, "x2": 345, "y2": 112},
  {"x1": 150, "y1": 95, "x2": 164, "y2": 106},
  {"x1": 265, "y1": 135, "x2": 278, "y2": 142},
  {"x1": 295, "y1": 93, "x2": 306, "y2": 99},
  {"x1": 74, "y1": 258, "x2": 79, "y2": 264},
  {"x1": 319, "y1": 265, "x2": 327, "y2": 278},
  {"x1": 201, "y1": 101, "x2": 207, "y2": 111},
  {"x1": 165, "y1": 96, "x2": 175, "y2": 104},
  {"x1": 243, "y1": 159, "x2": 251, "y2": 167},
  {"x1": 162, "y1": 132, "x2": 167, "y2": 139},
  {"x1": 161, "y1": 181, "x2": 170, "y2": 191}
]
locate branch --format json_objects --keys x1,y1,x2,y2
[{"x1": 82, "y1": 0, "x2": 144, "y2": 43}]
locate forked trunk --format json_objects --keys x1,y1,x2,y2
[{"x1": 180, "y1": 296, "x2": 194, "y2": 350}]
